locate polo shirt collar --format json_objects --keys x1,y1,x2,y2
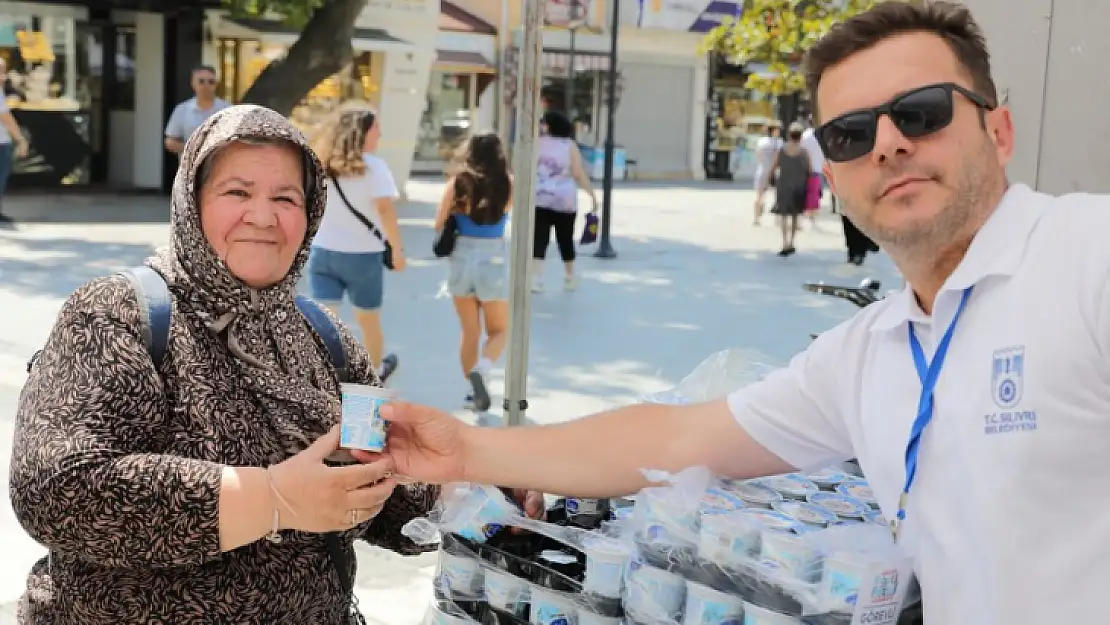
[{"x1": 871, "y1": 183, "x2": 1049, "y2": 332}]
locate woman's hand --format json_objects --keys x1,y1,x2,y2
[
  {"x1": 589, "y1": 194, "x2": 599, "y2": 214},
  {"x1": 268, "y1": 426, "x2": 399, "y2": 532},
  {"x1": 351, "y1": 401, "x2": 469, "y2": 485},
  {"x1": 391, "y1": 253, "x2": 407, "y2": 272}
]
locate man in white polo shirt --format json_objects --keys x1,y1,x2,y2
[
  {"x1": 164, "y1": 65, "x2": 230, "y2": 155},
  {"x1": 358, "y1": 2, "x2": 1110, "y2": 623}
]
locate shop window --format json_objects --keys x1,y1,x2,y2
[
  {"x1": 0, "y1": 13, "x2": 82, "y2": 110},
  {"x1": 415, "y1": 71, "x2": 474, "y2": 162}
]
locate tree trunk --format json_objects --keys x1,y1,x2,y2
[{"x1": 240, "y1": 0, "x2": 369, "y2": 116}]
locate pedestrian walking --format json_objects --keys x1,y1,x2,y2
[
  {"x1": 532, "y1": 110, "x2": 598, "y2": 292},
  {"x1": 800, "y1": 122, "x2": 826, "y2": 229},
  {"x1": 433, "y1": 132, "x2": 512, "y2": 412},
  {"x1": 0, "y1": 58, "x2": 28, "y2": 225},
  {"x1": 357, "y1": 3, "x2": 1110, "y2": 623},
  {"x1": 769, "y1": 122, "x2": 812, "y2": 256},
  {"x1": 752, "y1": 123, "x2": 782, "y2": 225},
  {"x1": 307, "y1": 104, "x2": 405, "y2": 381},
  {"x1": 9, "y1": 105, "x2": 438, "y2": 624},
  {"x1": 163, "y1": 65, "x2": 230, "y2": 156}
]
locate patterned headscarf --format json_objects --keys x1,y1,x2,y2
[{"x1": 148, "y1": 105, "x2": 339, "y2": 456}]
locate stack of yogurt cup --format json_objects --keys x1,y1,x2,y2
[{"x1": 625, "y1": 466, "x2": 903, "y2": 624}]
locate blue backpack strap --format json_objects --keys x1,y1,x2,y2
[
  {"x1": 295, "y1": 295, "x2": 349, "y2": 383},
  {"x1": 120, "y1": 266, "x2": 172, "y2": 371}
]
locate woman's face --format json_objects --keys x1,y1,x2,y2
[
  {"x1": 198, "y1": 141, "x2": 308, "y2": 288},
  {"x1": 362, "y1": 119, "x2": 381, "y2": 153}
]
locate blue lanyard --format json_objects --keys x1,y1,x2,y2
[{"x1": 891, "y1": 287, "x2": 973, "y2": 542}]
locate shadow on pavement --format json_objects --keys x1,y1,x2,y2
[
  {"x1": 1, "y1": 194, "x2": 170, "y2": 224},
  {"x1": 0, "y1": 233, "x2": 158, "y2": 300}
]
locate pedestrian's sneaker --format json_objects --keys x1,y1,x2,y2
[
  {"x1": 467, "y1": 369, "x2": 492, "y2": 412},
  {"x1": 564, "y1": 274, "x2": 579, "y2": 291},
  {"x1": 379, "y1": 353, "x2": 399, "y2": 383}
]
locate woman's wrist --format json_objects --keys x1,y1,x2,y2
[{"x1": 218, "y1": 466, "x2": 277, "y2": 551}]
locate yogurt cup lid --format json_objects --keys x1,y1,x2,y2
[
  {"x1": 807, "y1": 467, "x2": 850, "y2": 483},
  {"x1": 807, "y1": 492, "x2": 871, "y2": 518},
  {"x1": 757, "y1": 474, "x2": 819, "y2": 497},
  {"x1": 700, "y1": 488, "x2": 746, "y2": 514},
  {"x1": 837, "y1": 479, "x2": 877, "y2": 504},
  {"x1": 731, "y1": 481, "x2": 783, "y2": 504},
  {"x1": 773, "y1": 500, "x2": 839, "y2": 526},
  {"x1": 539, "y1": 550, "x2": 578, "y2": 565},
  {"x1": 739, "y1": 508, "x2": 799, "y2": 531},
  {"x1": 862, "y1": 510, "x2": 887, "y2": 525}
]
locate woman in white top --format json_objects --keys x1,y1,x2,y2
[
  {"x1": 306, "y1": 105, "x2": 406, "y2": 381},
  {"x1": 752, "y1": 123, "x2": 782, "y2": 225}
]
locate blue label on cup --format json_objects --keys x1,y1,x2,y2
[{"x1": 340, "y1": 387, "x2": 389, "y2": 451}]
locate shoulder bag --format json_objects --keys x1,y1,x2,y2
[{"x1": 330, "y1": 176, "x2": 395, "y2": 271}]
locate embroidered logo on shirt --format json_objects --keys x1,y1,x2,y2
[{"x1": 984, "y1": 345, "x2": 1037, "y2": 435}]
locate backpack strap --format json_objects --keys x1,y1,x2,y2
[
  {"x1": 295, "y1": 295, "x2": 349, "y2": 383},
  {"x1": 121, "y1": 266, "x2": 172, "y2": 371}
]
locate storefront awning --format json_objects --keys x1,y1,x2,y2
[
  {"x1": 434, "y1": 50, "x2": 496, "y2": 74},
  {"x1": 220, "y1": 17, "x2": 414, "y2": 53}
]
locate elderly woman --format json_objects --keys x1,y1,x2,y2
[{"x1": 8, "y1": 105, "x2": 438, "y2": 623}]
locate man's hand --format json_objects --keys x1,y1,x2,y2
[{"x1": 512, "y1": 489, "x2": 546, "y2": 520}]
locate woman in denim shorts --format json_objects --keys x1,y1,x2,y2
[
  {"x1": 307, "y1": 105, "x2": 406, "y2": 381},
  {"x1": 433, "y1": 132, "x2": 512, "y2": 411}
]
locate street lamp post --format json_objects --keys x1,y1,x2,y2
[
  {"x1": 594, "y1": 0, "x2": 619, "y2": 259},
  {"x1": 565, "y1": 0, "x2": 587, "y2": 121}
]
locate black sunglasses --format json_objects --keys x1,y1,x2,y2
[{"x1": 816, "y1": 82, "x2": 994, "y2": 163}]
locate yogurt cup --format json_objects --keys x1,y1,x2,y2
[
  {"x1": 772, "y1": 500, "x2": 839, "y2": 529},
  {"x1": 759, "y1": 528, "x2": 820, "y2": 582},
  {"x1": 756, "y1": 474, "x2": 819, "y2": 500},
  {"x1": 806, "y1": 467, "x2": 851, "y2": 490},
  {"x1": 530, "y1": 585, "x2": 579, "y2": 625},
  {"x1": 807, "y1": 492, "x2": 871, "y2": 519},
  {"x1": 443, "y1": 486, "x2": 520, "y2": 544},
  {"x1": 741, "y1": 602, "x2": 803, "y2": 625},
  {"x1": 339, "y1": 383, "x2": 394, "y2": 451},
  {"x1": 437, "y1": 550, "x2": 483, "y2": 597},
  {"x1": 701, "y1": 488, "x2": 747, "y2": 515},
  {"x1": 862, "y1": 509, "x2": 888, "y2": 526},
  {"x1": 682, "y1": 580, "x2": 744, "y2": 625},
  {"x1": 821, "y1": 551, "x2": 872, "y2": 612},
  {"x1": 579, "y1": 612, "x2": 623, "y2": 625},
  {"x1": 837, "y1": 479, "x2": 879, "y2": 508},
  {"x1": 730, "y1": 482, "x2": 783, "y2": 509},
  {"x1": 627, "y1": 564, "x2": 687, "y2": 619},
  {"x1": 739, "y1": 508, "x2": 799, "y2": 532},
  {"x1": 699, "y1": 511, "x2": 762, "y2": 566},
  {"x1": 583, "y1": 537, "x2": 630, "y2": 598},
  {"x1": 482, "y1": 567, "x2": 529, "y2": 616}
]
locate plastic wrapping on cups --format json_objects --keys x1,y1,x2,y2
[
  {"x1": 641, "y1": 349, "x2": 780, "y2": 405},
  {"x1": 625, "y1": 466, "x2": 915, "y2": 624}
]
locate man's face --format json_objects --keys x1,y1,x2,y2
[
  {"x1": 818, "y1": 32, "x2": 1014, "y2": 251},
  {"x1": 191, "y1": 69, "x2": 217, "y2": 97}
]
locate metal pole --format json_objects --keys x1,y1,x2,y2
[
  {"x1": 503, "y1": 0, "x2": 545, "y2": 426},
  {"x1": 567, "y1": 27, "x2": 577, "y2": 121},
  {"x1": 594, "y1": 0, "x2": 619, "y2": 258}
]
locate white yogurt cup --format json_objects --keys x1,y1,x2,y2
[
  {"x1": 821, "y1": 551, "x2": 871, "y2": 612},
  {"x1": 741, "y1": 602, "x2": 803, "y2": 625},
  {"x1": 756, "y1": 474, "x2": 818, "y2": 501},
  {"x1": 627, "y1": 564, "x2": 687, "y2": 619},
  {"x1": 836, "y1": 479, "x2": 879, "y2": 508},
  {"x1": 682, "y1": 580, "x2": 744, "y2": 625},
  {"x1": 730, "y1": 482, "x2": 783, "y2": 508},
  {"x1": 583, "y1": 537, "x2": 630, "y2": 598},
  {"x1": 759, "y1": 529, "x2": 820, "y2": 583},
  {"x1": 437, "y1": 550, "x2": 483, "y2": 597},
  {"x1": 579, "y1": 612, "x2": 622, "y2": 625},
  {"x1": 530, "y1": 586, "x2": 579, "y2": 625},
  {"x1": 482, "y1": 567, "x2": 529, "y2": 616},
  {"x1": 339, "y1": 383, "x2": 394, "y2": 451},
  {"x1": 698, "y1": 511, "x2": 762, "y2": 567}
]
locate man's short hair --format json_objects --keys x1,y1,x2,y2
[
  {"x1": 803, "y1": 0, "x2": 997, "y2": 123},
  {"x1": 192, "y1": 65, "x2": 217, "y2": 75}
]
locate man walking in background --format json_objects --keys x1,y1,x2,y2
[{"x1": 164, "y1": 65, "x2": 230, "y2": 156}]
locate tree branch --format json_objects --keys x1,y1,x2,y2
[{"x1": 240, "y1": 0, "x2": 369, "y2": 116}]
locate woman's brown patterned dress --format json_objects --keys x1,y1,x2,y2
[{"x1": 8, "y1": 105, "x2": 439, "y2": 624}]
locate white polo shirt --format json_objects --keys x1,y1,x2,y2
[{"x1": 728, "y1": 183, "x2": 1110, "y2": 625}]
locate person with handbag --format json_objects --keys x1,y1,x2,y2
[
  {"x1": 308, "y1": 104, "x2": 405, "y2": 381},
  {"x1": 432, "y1": 132, "x2": 512, "y2": 412}
]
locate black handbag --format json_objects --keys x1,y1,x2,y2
[
  {"x1": 433, "y1": 213, "x2": 459, "y2": 258},
  {"x1": 330, "y1": 176, "x2": 395, "y2": 271}
]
